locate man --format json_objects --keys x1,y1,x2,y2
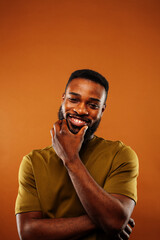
[{"x1": 15, "y1": 69, "x2": 138, "y2": 240}]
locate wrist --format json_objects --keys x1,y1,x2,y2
[{"x1": 64, "y1": 155, "x2": 81, "y2": 171}]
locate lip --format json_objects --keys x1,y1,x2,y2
[{"x1": 67, "y1": 114, "x2": 90, "y2": 128}]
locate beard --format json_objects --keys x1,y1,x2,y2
[{"x1": 58, "y1": 105, "x2": 101, "y2": 144}]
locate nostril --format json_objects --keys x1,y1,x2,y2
[{"x1": 73, "y1": 108, "x2": 88, "y2": 115}]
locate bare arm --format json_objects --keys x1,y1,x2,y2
[
  {"x1": 116, "y1": 218, "x2": 135, "y2": 240},
  {"x1": 66, "y1": 158, "x2": 135, "y2": 236},
  {"x1": 51, "y1": 120, "x2": 135, "y2": 236},
  {"x1": 16, "y1": 118, "x2": 136, "y2": 240},
  {"x1": 16, "y1": 212, "x2": 96, "y2": 240},
  {"x1": 16, "y1": 212, "x2": 135, "y2": 240}
]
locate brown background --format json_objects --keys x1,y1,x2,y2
[{"x1": 1, "y1": 0, "x2": 160, "y2": 239}]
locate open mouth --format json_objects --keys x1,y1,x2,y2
[{"x1": 67, "y1": 114, "x2": 90, "y2": 128}]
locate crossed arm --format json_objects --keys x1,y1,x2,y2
[
  {"x1": 16, "y1": 212, "x2": 135, "y2": 240},
  {"x1": 16, "y1": 120, "x2": 136, "y2": 240}
]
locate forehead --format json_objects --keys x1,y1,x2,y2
[{"x1": 66, "y1": 78, "x2": 106, "y2": 101}]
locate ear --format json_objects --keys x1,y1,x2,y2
[
  {"x1": 102, "y1": 103, "x2": 106, "y2": 113},
  {"x1": 62, "y1": 93, "x2": 65, "y2": 103},
  {"x1": 101, "y1": 103, "x2": 106, "y2": 116}
]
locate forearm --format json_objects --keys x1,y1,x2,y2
[
  {"x1": 50, "y1": 120, "x2": 135, "y2": 237},
  {"x1": 17, "y1": 213, "x2": 96, "y2": 240},
  {"x1": 65, "y1": 158, "x2": 129, "y2": 234}
]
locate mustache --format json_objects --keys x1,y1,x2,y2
[
  {"x1": 66, "y1": 113, "x2": 91, "y2": 124},
  {"x1": 58, "y1": 105, "x2": 101, "y2": 143}
]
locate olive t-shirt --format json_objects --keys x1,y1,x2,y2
[{"x1": 15, "y1": 135, "x2": 139, "y2": 239}]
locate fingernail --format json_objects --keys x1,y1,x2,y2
[{"x1": 85, "y1": 126, "x2": 88, "y2": 131}]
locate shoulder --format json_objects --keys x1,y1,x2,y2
[
  {"x1": 26, "y1": 145, "x2": 57, "y2": 163},
  {"x1": 93, "y1": 135, "x2": 139, "y2": 165},
  {"x1": 27, "y1": 145, "x2": 53, "y2": 158},
  {"x1": 91, "y1": 135, "x2": 126, "y2": 153},
  {"x1": 19, "y1": 145, "x2": 57, "y2": 172}
]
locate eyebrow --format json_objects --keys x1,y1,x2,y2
[
  {"x1": 69, "y1": 92, "x2": 101, "y2": 102},
  {"x1": 69, "y1": 92, "x2": 80, "y2": 97}
]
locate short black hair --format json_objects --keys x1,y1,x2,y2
[{"x1": 65, "y1": 69, "x2": 109, "y2": 101}]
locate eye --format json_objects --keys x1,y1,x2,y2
[
  {"x1": 88, "y1": 103, "x2": 100, "y2": 109},
  {"x1": 69, "y1": 98, "x2": 79, "y2": 103}
]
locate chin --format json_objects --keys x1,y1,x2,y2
[
  {"x1": 70, "y1": 128, "x2": 80, "y2": 134},
  {"x1": 67, "y1": 120, "x2": 81, "y2": 134},
  {"x1": 58, "y1": 105, "x2": 101, "y2": 141}
]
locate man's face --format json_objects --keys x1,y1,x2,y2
[{"x1": 59, "y1": 78, "x2": 106, "y2": 139}]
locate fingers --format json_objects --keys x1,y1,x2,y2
[
  {"x1": 118, "y1": 229, "x2": 130, "y2": 240},
  {"x1": 51, "y1": 119, "x2": 71, "y2": 139},
  {"x1": 54, "y1": 120, "x2": 62, "y2": 135},
  {"x1": 78, "y1": 125, "x2": 88, "y2": 137},
  {"x1": 60, "y1": 119, "x2": 88, "y2": 137},
  {"x1": 51, "y1": 119, "x2": 88, "y2": 138},
  {"x1": 115, "y1": 226, "x2": 131, "y2": 240},
  {"x1": 60, "y1": 119, "x2": 69, "y2": 133},
  {"x1": 128, "y1": 218, "x2": 135, "y2": 228},
  {"x1": 124, "y1": 224, "x2": 132, "y2": 235},
  {"x1": 115, "y1": 234, "x2": 123, "y2": 240},
  {"x1": 50, "y1": 120, "x2": 62, "y2": 139},
  {"x1": 115, "y1": 220, "x2": 134, "y2": 240}
]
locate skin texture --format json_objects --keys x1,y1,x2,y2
[
  {"x1": 16, "y1": 78, "x2": 136, "y2": 240},
  {"x1": 16, "y1": 212, "x2": 96, "y2": 240}
]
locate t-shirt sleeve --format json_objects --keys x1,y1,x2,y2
[
  {"x1": 15, "y1": 155, "x2": 42, "y2": 215},
  {"x1": 103, "y1": 145, "x2": 139, "y2": 203}
]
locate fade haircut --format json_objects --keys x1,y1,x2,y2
[{"x1": 65, "y1": 69, "x2": 109, "y2": 101}]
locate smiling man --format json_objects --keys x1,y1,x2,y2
[{"x1": 15, "y1": 69, "x2": 138, "y2": 240}]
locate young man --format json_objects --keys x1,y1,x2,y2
[{"x1": 15, "y1": 69, "x2": 138, "y2": 240}]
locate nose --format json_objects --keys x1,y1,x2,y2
[{"x1": 73, "y1": 103, "x2": 89, "y2": 115}]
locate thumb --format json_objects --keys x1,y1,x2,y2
[{"x1": 78, "y1": 125, "x2": 88, "y2": 137}]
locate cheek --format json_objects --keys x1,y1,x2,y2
[
  {"x1": 64, "y1": 99, "x2": 77, "y2": 111},
  {"x1": 91, "y1": 109, "x2": 102, "y2": 121},
  {"x1": 61, "y1": 101, "x2": 72, "y2": 117}
]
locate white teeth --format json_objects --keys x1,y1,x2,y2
[
  {"x1": 74, "y1": 119, "x2": 84, "y2": 123},
  {"x1": 70, "y1": 117, "x2": 87, "y2": 126}
]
